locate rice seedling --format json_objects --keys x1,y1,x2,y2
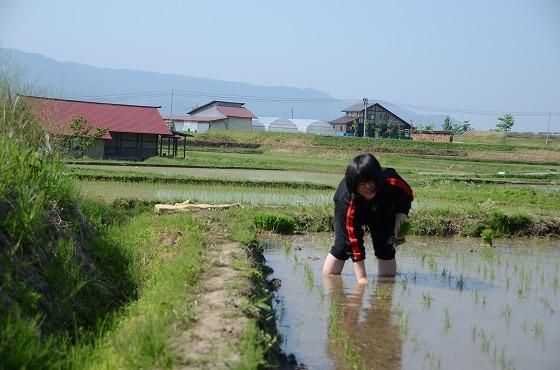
[
  {"x1": 471, "y1": 325, "x2": 477, "y2": 343},
  {"x1": 399, "y1": 220, "x2": 411, "y2": 236},
  {"x1": 420, "y1": 252, "x2": 428, "y2": 266},
  {"x1": 410, "y1": 333, "x2": 421, "y2": 352},
  {"x1": 303, "y1": 263, "x2": 315, "y2": 288},
  {"x1": 283, "y1": 241, "x2": 292, "y2": 256},
  {"x1": 456, "y1": 274, "x2": 465, "y2": 290},
  {"x1": 423, "y1": 349, "x2": 442, "y2": 370},
  {"x1": 435, "y1": 246, "x2": 450, "y2": 258},
  {"x1": 399, "y1": 278, "x2": 408, "y2": 293},
  {"x1": 473, "y1": 290, "x2": 480, "y2": 305},
  {"x1": 522, "y1": 319, "x2": 530, "y2": 333},
  {"x1": 393, "y1": 303, "x2": 411, "y2": 336},
  {"x1": 481, "y1": 229, "x2": 493, "y2": 247},
  {"x1": 551, "y1": 275, "x2": 558, "y2": 291},
  {"x1": 427, "y1": 256, "x2": 437, "y2": 274},
  {"x1": 422, "y1": 292, "x2": 434, "y2": 309},
  {"x1": 498, "y1": 347, "x2": 516, "y2": 370},
  {"x1": 292, "y1": 253, "x2": 300, "y2": 265},
  {"x1": 318, "y1": 286, "x2": 326, "y2": 302},
  {"x1": 534, "y1": 320, "x2": 544, "y2": 338},
  {"x1": 442, "y1": 309, "x2": 452, "y2": 330},
  {"x1": 376, "y1": 285, "x2": 392, "y2": 303},
  {"x1": 505, "y1": 275, "x2": 511, "y2": 290},
  {"x1": 540, "y1": 296, "x2": 554, "y2": 314},
  {"x1": 478, "y1": 329, "x2": 493, "y2": 353},
  {"x1": 500, "y1": 304, "x2": 512, "y2": 325},
  {"x1": 480, "y1": 246, "x2": 500, "y2": 263},
  {"x1": 482, "y1": 294, "x2": 487, "y2": 308}
]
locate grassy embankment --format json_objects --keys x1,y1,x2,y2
[{"x1": 0, "y1": 135, "x2": 282, "y2": 369}]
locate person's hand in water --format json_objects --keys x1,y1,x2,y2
[{"x1": 357, "y1": 277, "x2": 369, "y2": 285}]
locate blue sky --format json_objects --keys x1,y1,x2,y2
[{"x1": 1, "y1": 0, "x2": 559, "y2": 131}]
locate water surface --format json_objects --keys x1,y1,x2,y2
[{"x1": 263, "y1": 234, "x2": 560, "y2": 370}]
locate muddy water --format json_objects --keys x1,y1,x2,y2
[{"x1": 263, "y1": 234, "x2": 560, "y2": 370}]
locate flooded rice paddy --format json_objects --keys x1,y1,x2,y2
[
  {"x1": 263, "y1": 234, "x2": 560, "y2": 370},
  {"x1": 78, "y1": 180, "x2": 332, "y2": 205},
  {"x1": 70, "y1": 164, "x2": 340, "y2": 186}
]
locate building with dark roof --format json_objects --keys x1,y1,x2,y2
[
  {"x1": 25, "y1": 96, "x2": 172, "y2": 159},
  {"x1": 330, "y1": 101, "x2": 412, "y2": 138},
  {"x1": 173, "y1": 100, "x2": 256, "y2": 133}
]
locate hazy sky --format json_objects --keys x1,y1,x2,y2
[{"x1": 1, "y1": 0, "x2": 559, "y2": 130}]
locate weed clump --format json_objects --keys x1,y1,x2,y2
[{"x1": 253, "y1": 212, "x2": 296, "y2": 234}]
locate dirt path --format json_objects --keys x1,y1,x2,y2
[{"x1": 171, "y1": 240, "x2": 250, "y2": 369}]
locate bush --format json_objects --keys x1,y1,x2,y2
[
  {"x1": 486, "y1": 211, "x2": 532, "y2": 236},
  {"x1": 253, "y1": 212, "x2": 296, "y2": 234}
]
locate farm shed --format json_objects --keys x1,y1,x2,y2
[{"x1": 25, "y1": 96, "x2": 172, "y2": 160}]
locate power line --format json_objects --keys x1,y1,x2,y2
[{"x1": 61, "y1": 89, "x2": 560, "y2": 116}]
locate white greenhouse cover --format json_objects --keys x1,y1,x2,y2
[{"x1": 254, "y1": 117, "x2": 335, "y2": 135}]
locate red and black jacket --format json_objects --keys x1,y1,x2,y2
[{"x1": 332, "y1": 168, "x2": 413, "y2": 262}]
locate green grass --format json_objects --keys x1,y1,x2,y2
[
  {"x1": 253, "y1": 212, "x2": 296, "y2": 234},
  {"x1": 75, "y1": 212, "x2": 205, "y2": 370}
]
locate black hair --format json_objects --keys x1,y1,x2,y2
[{"x1": 345, "y1": 153, "x2": 384, "y2": 194}]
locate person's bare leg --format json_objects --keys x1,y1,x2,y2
[
  {"x1": 377, "y1": 258, "x2": 397, "y2": 277},
  {"x1": 322, "y1": 253, "x2": 345, "y2": 275}
]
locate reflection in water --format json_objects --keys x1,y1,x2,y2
[{"x1": 324, "y1": 276, "x2": 402, "y2": 370}]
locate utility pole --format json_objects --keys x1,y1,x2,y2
[
  {"x1": 170, "y1": 89, "x2": 174, "y2": 118},
  {"x1": 546, "y1": 112, "x2": 551, "y2": 146},
  {"x1": 363, "y1": 98, "x2": 368, "y2": 138}
]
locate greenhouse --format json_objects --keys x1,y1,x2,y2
[
  {"x1": 254, "y1": 117, "x2": 299, "y2": 133},
  {"x1": 253, "y1": 117, "x2": 335, "y2": 135},
  {"x1": 292, "y1": 119, "x2": 335, "y2": 135},
  {"x1": 251, "y1": 119, "x2": 266, "y2": 132}
]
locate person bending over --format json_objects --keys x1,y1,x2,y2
[{"x1": 322, "y1": 153, "x2": 413, "y2": 284}]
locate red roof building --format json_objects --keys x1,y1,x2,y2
[{"x1": 25, "y1": 96, "x2": 172, "y2": 160}]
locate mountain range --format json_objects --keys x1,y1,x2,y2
[{"x1": 3, "y1": 48, "x2": 455, "y2": 128}]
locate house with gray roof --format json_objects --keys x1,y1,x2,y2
[{"x1": 330, "y1": 101, "x2": 412, "y2": 138}]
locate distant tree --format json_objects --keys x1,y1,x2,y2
[
  {"x1": 451, "y1": 120, "x2": 471, "y2": 135},
  {"x1": 425, "y1": 123, "x2": 435, "y2": 132},
  {"x1": 496, "y1": 114, "x2": 514, "y2": 132},
  {"x1": 443, "y1": 115, "x2": 453, "y2": 132},
  {"x1": 352, "y1": 119, "x2": 359, "y2": 136},
  {"x1": 63, "y1": 116, "x2": 107, "y2": 157},
  {"x1": 414, "y1": 123, "x2": 424, "y2": 131}
]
